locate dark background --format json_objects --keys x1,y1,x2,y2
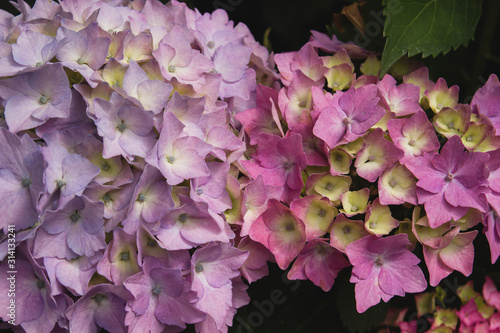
[
  {"x1": 181, "y1": 0, "x2": 500, "y2": 101},
  {"x1": 2, "y1": 0, "x2": 500, "y2": 332}
]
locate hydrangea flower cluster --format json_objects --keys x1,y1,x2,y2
[
  {"x1": 0, "y1": 0, "x2": 499, "y2": 332},
  {"x1": 238, "y1": 31, "x2": 500, "y2": 314},
  {"x1": 0, "y1": 0, "x2": 275, "y2": 331},
  {"x1": 380, "y1": 276, "x2": 500, "y2": 332},
  {"x1": 236, "y1": 32, "x2": 500, "y2": 312}
]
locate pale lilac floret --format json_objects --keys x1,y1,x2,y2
[
  {"x1": 124, "y1": 257, "x2": 206, "y2": 331},
  {"x1": 274, "y1": 43, "x2": 325, "y2": 87},
  {"x1": 191, "y1": 242, "x2": 248, "y2": 331},
  {"x1": 156, "y1": 195, "x2": 230, "y2": 250},
  {"x1": 120, "y1": 60, "x2": 173, "y2": 114},
  {"x1": 346, "y1": 234, "x2": 427, "y2": 313},
  {"x1": 94, "y1": 93, "x2": 157, "y2": 161},
  {"x1": 0, "y1": 244, "x2": 72, "y2": 332},
  {"x1": 190, "y1": 161, "x2": 232, "y2": 214},
  {"x1": 44, "y1": 253, "x2": 102, "y2": 296},
  {"x1": 213, "y1": 42, "x2": 256, "y2": 100},
  {"x1": 83, "y1": 178, "x2": 137, "y2": 232},
  {"x1": 0, "y1": 128, "x2": 44, "y2": 232},
  {"x1": 136, "y1": 225, "x2": 191, "y2": 271},
  {"x1": 193, "y1": 9, "x2": 245, "y2": 59},
  {"x1": 55, "y1": 22, "x2": 111, "y2": 86},
  {"x1": 65, "y1": 284, "x2": 131, "y2": 333},
  {"x1": 122, "y1": 165, "x2": 174, "y2": 233},
  {"x1": 0, "y1": 39, "x2": 25, "y2": 77},
  {"x1": 0, "y1": 63, "x2": 71, "y2": 132},
  {"x1": 163, "y1": 92, "x2": 205, "y2": 131},
  {"x1": 146, "y1": 112, "x2": 212, "y2": 186},
  {"x1": 237, "y1": 236, "x2": 273, "y2": 283},
  {"x1": 154, "y1": 26, "x2": 214, "y2": 90},
  {"x1": 12, "y1": 29, "x2": 66, "y2": 68},
  {"x1": 58, "y1": 0, "x2": 100, "y2": 24},
  {"x1": 41, "y1": 140, "x2": 100, "y2": 198},
  {"x1": 33, "y1": 195, "x2": 106, "y2": 260},
  {"x1": 97, "y1": 227, "x2": 141, "y2": 285},
  {"x1": 405, "y1": 135, "x2": 490, "y2": 228}
]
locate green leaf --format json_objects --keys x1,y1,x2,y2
[{"x1": 380, "y1": 0, "x2": 482, "y2": 75}]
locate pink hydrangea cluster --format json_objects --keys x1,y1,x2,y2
[
  {"x1": 237, "y1": 28, "x2": 500, "y2": 314},
  {"x1": 0, "y1": 0, "x2": 500, "y2": 331},
  {"x1": 380, "y1": 276, "x2": 500, "y2": 332}
]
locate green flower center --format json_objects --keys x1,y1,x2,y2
[
  {"x1": 92, "y1": 293, "x2": 105, "y2": 304},
  {"x1": 70, "y1": 212, "x2": 81, "y2": 223},
  {"x1": 39, "y1": 95, "x2": 48, "y2": 105},
  {"x1": 101, "y1": 162, "x2": 111, "y2": 171},
  {"x1": 116, "y1": 121, "x2": 126, "y2": 132},
  {"x1": 37, "y1": 279, "x2": 45, "y2": 289},
  {"x1": 21, "y1": 178, "x2": 31, "y2": 188},
  {"x1": 152, "y1": 285, "x2": 161, "y2": 295},
  {"x1": 178, "y1": 213, "x2": 188, "y2": 223}
]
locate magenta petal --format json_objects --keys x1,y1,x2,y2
[
  {"x1": 313, "y1": 106, "x2": 347, "y2": 148},
  {"x1": 353, "y1": 270, "x2": 388, "y2": 313},
  {"x1": 423, "y1": 246, "x2": 453, "y2": 287},
  {"x1": 346, "y1": 234, "x2": 426, "y2": 312},
  {"x1": 267, "y1": 227, "x2": 305, "y2": 270},
  {"x1": 438, "y1": 231, "x2": 477, "y2": 276},
  {"x1": 378, "y1": 262, "x2": 426, "y2": 296}
]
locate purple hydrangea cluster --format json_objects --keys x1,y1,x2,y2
[
  {"x1": 0, "y1": 0, "x2": 500, "y2": 331},
  {"x1": 0, "y1": 0, "x2": 275, "y2": 332}
]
